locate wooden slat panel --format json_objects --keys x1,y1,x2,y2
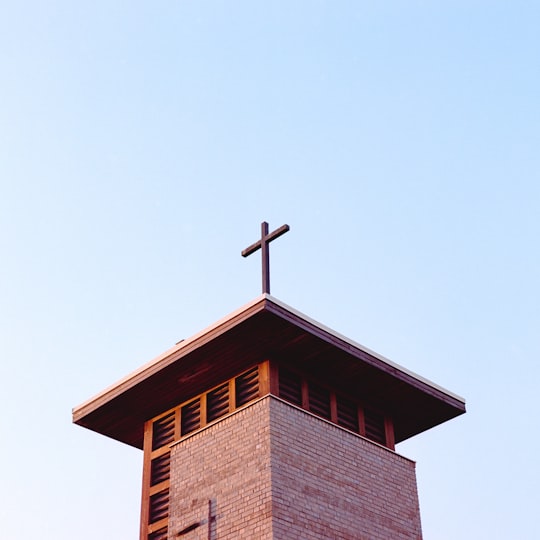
[
  {"x1": 148, "y1": 527, "x2": 168, "y2": 540},
  {"x1": 150, "y1": 453, "x2": 170, "y2": 486},
  {"x1": 278, "y1": 368, "x2": 302, "y2": 406},
  {"x1": 180, "y1": 399, "x2": 200, "y2": 436},
  {"x1": 235, "y1": 366, "x2": 259, "y2": 406},
  {"x1": 206, "y1": 383, "x2": 229, "y2": 422},
  {"x1": 148, "y1": 518, "x2": 169, "y2": 536},
  {"x1": 337, "y1": 394, "x2": 359, "y2": 433},
  {"x1": 152, "y1": 413, "x2": 175, "y2": 451},
  {"x1": 149, "y1": 489, "x2": 169, "y2": 524},
  {"x1": 309, "y1": 382, "x2": 331, "y2": 419},
  {"x1": 365, "y1": 408, "x2": 386, "y2": 445}
]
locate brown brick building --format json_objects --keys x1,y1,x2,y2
[{"x1": 73, "y1": 295, "x2": 465, "y2": 539}]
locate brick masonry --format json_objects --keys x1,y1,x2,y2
[
  {"x1": 169, "y1": 399, "x2": 273, "y2": 539},
  {"x1": 169, "y1": 396, "x2": 422, "y2": 540}
]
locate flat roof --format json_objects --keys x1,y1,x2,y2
[{"x1": 73, "y1": 295, "x2": 465, "y2": 449}]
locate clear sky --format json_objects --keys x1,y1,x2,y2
[{"x1": 1, "y1": 2, "x2": 539, "y2": 539}]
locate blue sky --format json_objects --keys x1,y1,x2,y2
[{"x1": 1, "y1": 2, "x2": 539, "y2": 538}]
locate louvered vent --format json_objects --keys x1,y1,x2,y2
[
  {"x1": 181, "y1": 399, "x2": 200, "y2": 436},
  {"x1": 152, "y1": 413, "x2": 175, "y2": 451},
  {"x1": 207, "y1": 383, "x2": 229, "y2": 422},
  {"x1": 149, "y1": 489, "x2": 169, "y2": 523},
  {"x1": 278, "y1": 368, "x2": 302, "y2": 406},
  {"x1": 150, "y1": 453, "x2": 170, "y2": 486},
  {"x1": 149, "y1": 527, "x2": 168, "y2": 540},
  {"x1": 365, "y1": 408, "x2": 386, "y2": 444},
  {"x1": 235, "y1": 367, "x2": 259, "y2": 407},
  {"x1": 309, "y1": 383, "x2": 331, "y2": 419},
  {"x1": 337, "y1": 395, "x2": 359, "y2": 432}
]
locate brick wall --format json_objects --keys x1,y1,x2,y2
[
  {"x1": 169, "y1": 399, "x2": 274, "y2": 540},
  {"x1": 169, "y1": 396, "x2": 422, "y2": 540},
  {"x1": 269, "y1": 397, "x2": 423, "y2": 540}
]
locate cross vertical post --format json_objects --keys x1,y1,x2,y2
[
  {"x1": 242, "y1": 221, "x2": 290, "y2": 295},
  {"x1": 261, "y1": 221, "x2": 270, "y2": 294}
]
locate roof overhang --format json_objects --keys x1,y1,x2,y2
[{"x1": 73, "y1": 295, "x2": 466, "y2": 449}]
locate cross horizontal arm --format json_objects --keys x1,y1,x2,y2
[
  {"x1": 241, "y1": 241, "x2": 261, "y2": 258},
  {"x1": 241, "y1": 224, "x2": 290, "y2": 257},
  {"x1": 266, "y1": 222, "x2": 290, "y2": 242}
]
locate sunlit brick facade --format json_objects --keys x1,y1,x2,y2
[{"x1": 169, "y1": 397, "x2": 421, "y2": 539}]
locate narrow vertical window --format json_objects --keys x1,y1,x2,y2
[
  {"x1": 278, "y1": 368, "x2": 302, "y2": 406},
  {"x1": 152, "y1": 412, "x2": 175, "y2": 451},
  {"x1": 235, "y1": 366, "x2": 260, "y2": 406},
  {"x1": 308, "y1": 382, "x2": 331, "y2": 419},
  {"x1": 149, "y1": 489, "x2": 169, "y2": 524},
  {"x1": 150, "y1": 453, "x2": 171, "y2": 486},
  {"x1": 143, "y1": 411, "x2": 176, "y2": 539},
  {"x1": 206, "y1": 383, "x2": 230, "y2": 422},
  {"x1": 181, "y1": 399, "x2": 201, "y2": 436},
  {"x1": 337, "y1": 394, "x2": 359, "y2": 433},
  {"x1": 364, "y1": 408, "x2": 386, "y2": 445}
]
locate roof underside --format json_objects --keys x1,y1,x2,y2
[{"x1": 73, "y1": 295, "x2": 466, "y2": 449}]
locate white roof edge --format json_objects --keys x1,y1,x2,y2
[
  {"x1": 265, "y1": 294, "x2": 466, "y2": 405},
  {"x1": 73, "y1": 293, "x2": 465, "y2": 416},
  {"x1": 73, "y1": 295, "x2": 267, "y2": 415}
]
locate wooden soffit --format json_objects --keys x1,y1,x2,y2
[{"x1": 72, "y1": 295, "x2": 466, "y2": 449}]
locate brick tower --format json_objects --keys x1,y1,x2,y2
[{"x1": 73, "y1": 295, "x2": 465, "y2": 540}]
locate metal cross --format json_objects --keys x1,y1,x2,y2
[{"x1": 242, "y1": 221, "x2": 290, "y2": 294}]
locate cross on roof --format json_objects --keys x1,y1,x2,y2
[{"x1": 242, "y1": 221, "x2": 290, "y2": 294}]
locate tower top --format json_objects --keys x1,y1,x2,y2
[{"x1": 72, "y1": 294, "x2": 465, "y2": 449}]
